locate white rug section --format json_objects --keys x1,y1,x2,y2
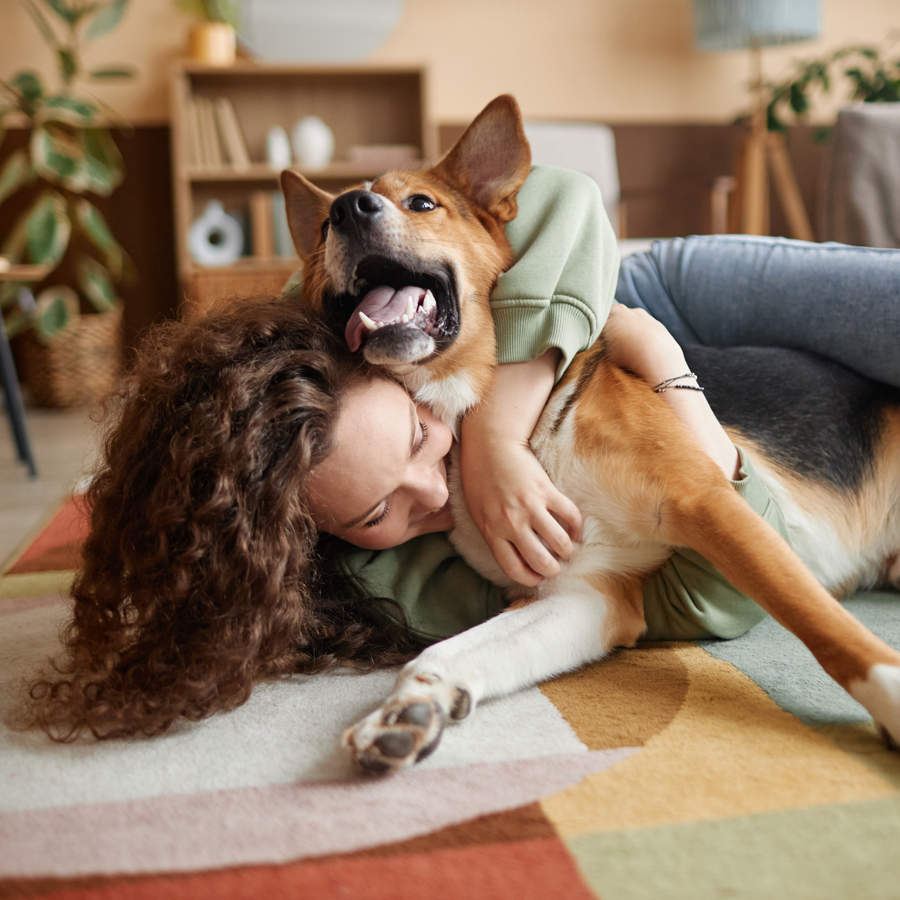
[{"x1": 1, "y1": 602, "x2": 588, "y2": 814}]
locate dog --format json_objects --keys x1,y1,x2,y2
[{"x1": 281, "y1": 95, "x2": 900, "y2": 773}]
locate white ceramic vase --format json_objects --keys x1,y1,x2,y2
[
  {"x1": 188, "y1": 201, "x2": 244, "y2": 267},
  {"x1": 291, "y1": 116, "x2": 335, "y2": 169}
]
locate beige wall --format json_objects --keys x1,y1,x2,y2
[{"x1": 1, "y1": 0, "x2": 896, "y2": 124}]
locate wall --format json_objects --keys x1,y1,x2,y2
[
  {"x1": 372, "y1": 0, "x2": 898, "y2": 124},
  {"x1": 1, "y1": 0, "x2": 896, "y2": 125}
]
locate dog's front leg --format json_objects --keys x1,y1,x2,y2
[{"x1": 342, "y1": 576, "x2": 639, "y2": 773}]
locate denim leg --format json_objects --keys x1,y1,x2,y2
[{"x1": 616, "y1": 235, "x2": 900, "y2": 386}]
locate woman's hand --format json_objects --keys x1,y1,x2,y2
[
  {"x1": 460, "y1": 430, "x2": 582, "y2": 587},
  {"x1": 460, "y1": 350, "x2": 582, "y2": 587}
]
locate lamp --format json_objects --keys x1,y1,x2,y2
[{"x1": 693, "y1": 0, "x2": 822, "y2": 239}]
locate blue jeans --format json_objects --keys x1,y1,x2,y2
[{"x1": 616, "y1": 235, "x2": 900, "y2": 387}]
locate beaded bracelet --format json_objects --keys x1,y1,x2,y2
[{"x1": 653, "y1": 372, "x2": 705, "y2": 393}]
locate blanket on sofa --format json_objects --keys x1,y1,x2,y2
[{"x1": 1, "y1": 495, "x2": 899, "y2": 899}]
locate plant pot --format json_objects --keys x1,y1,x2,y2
[
  {"x1": 188, "y1": 22, "x2": 237, "y2": 65},
  {"x1": 19, "y1": 308, "x2": 122, "y2": 408}
]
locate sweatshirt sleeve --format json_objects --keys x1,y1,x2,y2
[
  {"x1": 491, "y1": 165, "x2": 620, "y2": 379},
  {"x1": 340, "y1": 533, "x2": 508, "y2": 644},
  {"x1": 640, "y1": 448, "x2": 785, "y2": 641}
]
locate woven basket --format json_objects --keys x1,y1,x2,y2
[
  {"x1": 19, "y1": 307, "x2": 122, "y2": 408},
  {"x1": 183, "y1": 265, "x2": 297, "y2": 320}
]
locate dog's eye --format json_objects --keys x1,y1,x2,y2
[
  {"x1": 407, "y1": 194, "x2": 436, "y2": 213},
  {"x1": 320, "y1": 219, "x2": 330, "y2": 241}
]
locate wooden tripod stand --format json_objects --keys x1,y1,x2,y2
[{"x1": 735, "y1": 46, "x2": 814, "y2": 240}]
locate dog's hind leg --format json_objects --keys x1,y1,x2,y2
[
  {"x1": 342, "y1": 575, "x2": 644, "y2": 773},
  {"x1": 657, "y1": 476, "x2": 900, "y2": 748}
]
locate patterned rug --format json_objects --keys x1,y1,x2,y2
[{"x1": 2, "y1": 497, "x2": 899, "y2": 899}]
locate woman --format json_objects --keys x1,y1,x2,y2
[{"x1": 20, "y1": 284, "x2": 763, "y2": 741}]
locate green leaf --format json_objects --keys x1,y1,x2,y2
[
  {"x1": 88, "y1": 65, "x2": 135, "y2": 79},
  {"x1": 44, "y1": 0, "x2": 79, "y2": 24},
  {"x1": 789, "y1": 82, "x2": 809, "y2": 114},
  {"x1": 21, "y1": 0, "x2": 58, "y2": 47},
  {"x1": 82, "y1": 127, "x2": 124, "y2": 195},
  {"x1": 0, "y1": 149, "x2": 32, "y2": 206},
  {"x1": 25, "y1": 191, "x2": 71, "y2": 267},
  {"x1": 858, "y1": 47, "x2": 878, "y2": 60},
  {"x1": 207, "y1": 0, "x2": 240, "y2": 27},
  {"x1": 11, "y1": 71, "x2": 44, "y2": 110},
  {"x1": 766, "y1": 101, "x2": 786, "y2": 133},
  {"x1": 33, "y1": 285, "x2": 80, "y2": 342},
  {"x1": 74, "y1": 198, "x2": 124, "y2": 277},
  {"x1": 31, "y1": 126, "x2": 90, "y2": 191},
  {"x1": 57, "y1": 47, "x2": 78, "y2": 84},
  {"x1": 85, "y1": 0, "x2": 130, "y2": 40},
  {"x1": 43, "y1": 93, "x2": 97, "y2": 124},
  {"x1": 77, "y1": 255, "x2": 118, "y2": 312}
]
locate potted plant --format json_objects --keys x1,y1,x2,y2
[
  {"x1": 176, "y1": 0, "x2": 240, "y2": 66},
  {"x1": 763, "y1": 40, "x2": 900, "y2": 135},
  {"x1": 0, "y1": 0, "x2": 134, "y2": 407}
]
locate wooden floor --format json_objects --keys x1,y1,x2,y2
[{"x1": 0, "y1": 406, "x2": 99, "y2": 568}]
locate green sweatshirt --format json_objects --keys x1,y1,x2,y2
[{"x1": 287, "y1": 165, "x2": 780, "y2": 644}]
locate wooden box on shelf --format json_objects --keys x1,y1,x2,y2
[{"x1": 170, "y1": 62, "x2": 435, "y2": 318}]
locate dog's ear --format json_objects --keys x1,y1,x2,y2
[
  {"x1": 280, "y1": 169, "x2": 335, "y2": 258},
  {"x1": 430, "y1": 94, "x2": 531, "y2": 223}
]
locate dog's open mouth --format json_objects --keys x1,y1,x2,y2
[{"x1": 341, "y1": 256, "x2": 458, "y2": 360}]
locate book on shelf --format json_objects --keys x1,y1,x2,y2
[
  {"x1": 193, "y1": 96, "x2": 222, "y2": 166},
  {"x1": 249, "y1": 191, "x2": 274, "y2": 257},
  {"x1": 185, "y1": 95, "x2": 252, "y2": 170},
  {"x1": 270, "y1": 192, "x2": 294, "y2": 259},
  {"x1": 214, "y1": 97, "x2": 251, "y2": 169},
  {"x1": 184, "y1": 97, "x2": 204, "y2": 167}
]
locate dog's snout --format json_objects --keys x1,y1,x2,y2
[{"x1": 330, "y1": 190, "x2": 384, "y2": 234}]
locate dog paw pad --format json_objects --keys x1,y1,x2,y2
[
  {"x1": 345, "y1": 696, "x2": 447, "y2": 774},
  {"x1": 450, "y1": 688, "x2": 472, "y2": 720}
]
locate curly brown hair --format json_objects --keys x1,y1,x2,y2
[{"x1": 22, "y1": 297, "x2": 422, "y2": 741}]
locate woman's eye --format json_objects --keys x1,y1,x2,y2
[
  {"x1": 411, "y1": 419, "x2": 429, "y2": 457},
  {"x1": 320, "y1": 219, "x2": 330, "y2": 241},
  {"x1": 364, "y1": 500, "x2": 391, "y2": 528},
  {"x1": 407, "y1": 194, "x2": 436, "y2": 213}
]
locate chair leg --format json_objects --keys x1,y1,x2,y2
[{"x1": 0, "y1": 320, "x2": 38, "y2": 478}]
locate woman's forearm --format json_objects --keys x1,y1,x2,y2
[{"x1": 462, "y1": 349, "x2": 559, "y2": 446}]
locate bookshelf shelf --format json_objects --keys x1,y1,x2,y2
[
  {"x1": 184, "y1": 161, "x2": 424, "y2": 184},
  {"x1": 170, "y1": 62, "x2": 434, "y2": 316}
]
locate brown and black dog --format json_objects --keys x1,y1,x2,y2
[{"x1": 281, "y1": 95, "x2": 900, "y2": 773}]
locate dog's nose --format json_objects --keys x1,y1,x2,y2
[{"x1": 330, "y1": 190, "x2": 384, "y2": 234}]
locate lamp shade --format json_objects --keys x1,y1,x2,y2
[{"x1": 693, "y1": 0, "x2": 821, "y2": 51}]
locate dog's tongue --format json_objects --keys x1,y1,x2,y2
[{"x1": 345, "y1": 285, "x2": 427, "y2": 352}]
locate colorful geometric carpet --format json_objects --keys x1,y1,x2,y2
[{"x1": 2, "y1": 497, "x2": 899, "y2": 899}]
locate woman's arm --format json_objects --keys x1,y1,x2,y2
[
  {"x1": 601, "y1": 304, "x2": 739, "y2": 480},
  {"x1": 461, "y1": 166, "x2": 618, "y2": 585},
  {"x1": 460, "y1": 351, "x2": 582, "y2": 587}
]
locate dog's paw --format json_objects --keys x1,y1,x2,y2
[
  {"x1": 342, "y1": 673, "x2": 473, "y2": 774},
  {"x1": 850, "y1": 663, "x2": 900, "y2": 752}
]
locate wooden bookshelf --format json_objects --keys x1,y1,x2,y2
[{"x1": 170, "y1": 62, "x2": 435, "y2": 316}]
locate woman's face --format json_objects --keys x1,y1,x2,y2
[{"x1": 307, "y1": 376, "x2": 455, "y2": 549}]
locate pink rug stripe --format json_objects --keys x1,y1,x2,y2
[
  {"x1": 6, "y1": 497, "x2": 89, "y2": 576},
  {"x1": 0, "y1": 749, "x2": 634, "y2": 878}
]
